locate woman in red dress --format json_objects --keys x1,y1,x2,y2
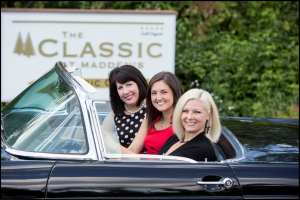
[{"x1": 122, "y1": 71, "x2": 183, "y2": 155}]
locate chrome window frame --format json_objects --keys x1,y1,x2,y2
[
  {"x1": 91, "y1": 101, "x2": 109, "y2": 160},
  {"x1": 89, "y1": 100, "x2": 105, "y2": 160},
  {"x1": 1, "y1": 62, "x2": 98, "y2": 161}
]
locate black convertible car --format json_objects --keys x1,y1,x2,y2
[{"x1": 1, "y1": 62, "x2": 299, "y2": 199}]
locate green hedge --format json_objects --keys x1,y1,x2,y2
[
  {"x1": 175, "y1": 1, "x2": 299, "y2": 118},
  {"x1": 1, "y1": 1, "x2": 299, "y2": 119}
]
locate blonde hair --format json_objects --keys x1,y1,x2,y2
[{"x1": 173, "y1": 88, "x2": 221, "y2": 143}]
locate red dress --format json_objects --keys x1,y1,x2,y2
[{"x1": 145, "y1": 116, "x2": 174, "y2": 155}]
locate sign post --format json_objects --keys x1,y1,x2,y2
[{"x1": 1, "y1": 8, "x2": 177, "y2": 101}]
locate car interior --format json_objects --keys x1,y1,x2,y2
[
  {"x1": 96, "y1": 110, "x2": 237, "y2": 162},
  {"x1": 211, "y1": 133, "x2": 236, "y2": 161}
]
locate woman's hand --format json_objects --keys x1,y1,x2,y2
[
  {"x1": 102, "y1": 130, "x2": 121, "y2": 154},
  {"x1": 127, "y1": 116, "x2": 148, "y2": 154}
]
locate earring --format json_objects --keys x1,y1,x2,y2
[
  {"x1": 205, "y1": 120, "x2": 210, "y2": 133},
  {"x1": 207, "y1": 125, "x2": 210, "y2": 133}
]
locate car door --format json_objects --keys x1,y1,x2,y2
[{"x1": 46, "y1": 159, "x2": 242, "y2": 199}]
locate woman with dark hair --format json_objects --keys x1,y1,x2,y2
[
  {"x1": 102, "y1": 65, "x2": 148, "y2": 153},
  {"x1": 123, "y1": 71, "x2": 184, "y2": 155}
]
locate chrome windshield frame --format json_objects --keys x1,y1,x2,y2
[{"x1": 1, "y1": 61, "x2": 99, "y2": 161}]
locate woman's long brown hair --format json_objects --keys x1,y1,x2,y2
[{"x1": 146, "y1": 72, "x2": 183, "y2": 130}]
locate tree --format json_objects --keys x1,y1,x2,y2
[
  {"x1": 23, "y1": 33, "x2": 35, "y2": 57},
  {"x1": 14, "y1": 32, "x2": 24, "y2": 55}
]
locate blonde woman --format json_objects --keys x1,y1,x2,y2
[{"x1": 157, "y1": 88, "x2": 221, "y2": 161}]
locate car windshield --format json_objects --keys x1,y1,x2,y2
[{"x1": 1, "y1": 68, "x2": 87, "y2": 154}]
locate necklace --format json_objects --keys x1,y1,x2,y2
[
  {"x1": 161, "y1": 115, "x2": 172, "y2": 129},
  {"x1": 124, "y1": 99, "x2": 146, "y2": 114},
  {"x1": 180, "y1": 130, "x2": 205, "y2": 144}
]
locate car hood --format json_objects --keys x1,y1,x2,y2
[{"x1": 220, "y1": 117, "x2": 299, "y2": 165}]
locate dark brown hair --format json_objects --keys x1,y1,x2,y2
[
  {"x1": 146, "y1": 72, "x2": 184, "y2": 130},
  {"x1": 109, "y1": 65, "x2": 148, "y2": 115}
]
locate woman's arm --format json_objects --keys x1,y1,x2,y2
[
  {"x1": 101, "y1": 110, "x2": 115, "y2": 135},
  {"x1": 126, "y1": 116, "x2": 149, "y2": 154},
  {"x1": 101, "y1": 112, "x2": 148, "y2": 154},
  {"x1": 100, "y1": 110, "x2": 146, "y2": 155},
  {"x1": 103, "y1": 131, "x2": 138, "y2": 156},
  {"x1": 120, "y1": 146, "x2": 135, "y2": 154}
]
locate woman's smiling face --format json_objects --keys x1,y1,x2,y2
[
  {"x1": 151, "y1": 80, "x2": 174, "y2": 113},
  {"x1": 116, "y1": 81, "x2": 139, "y2": 106},
  {"x1": 181, "y1": 99, "x2": 211, "y2": 135}
]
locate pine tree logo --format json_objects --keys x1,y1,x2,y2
[
  {"x1": 14, "y1": 33, "x2": 35, "y2": 57},
  {"x1": 14, "y1": 33, "x2": 24, "y2": 55}
]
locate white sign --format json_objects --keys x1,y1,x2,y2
[{"x1": 1, "y1": 9, "x2": 177, "y2": 101}]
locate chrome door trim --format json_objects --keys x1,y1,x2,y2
[
  {"x1": 1, "y1": 62, "x2": 98, "y2": 161},
  {"x1": 121, "y1": 154, "x2": 198, "y2": 163}
]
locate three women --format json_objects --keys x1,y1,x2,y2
[{"x1": 105, "y1": 65, "x2": 221, "y2": 161}]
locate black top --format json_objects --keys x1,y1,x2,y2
[
  {"x1": 114, "y1": 106, "x2": 147, "y2": 153},
  {"x1": 157, "y1": 131, "x2": 216, "y2": 161}
]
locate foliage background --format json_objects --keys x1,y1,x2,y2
[{"x1": 1, "y1": 1, "x2": 299, "y2": 119}]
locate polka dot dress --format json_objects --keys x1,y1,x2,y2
[{"x1": 115, "y1": 105, "x2": 147, "y2": 153}]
